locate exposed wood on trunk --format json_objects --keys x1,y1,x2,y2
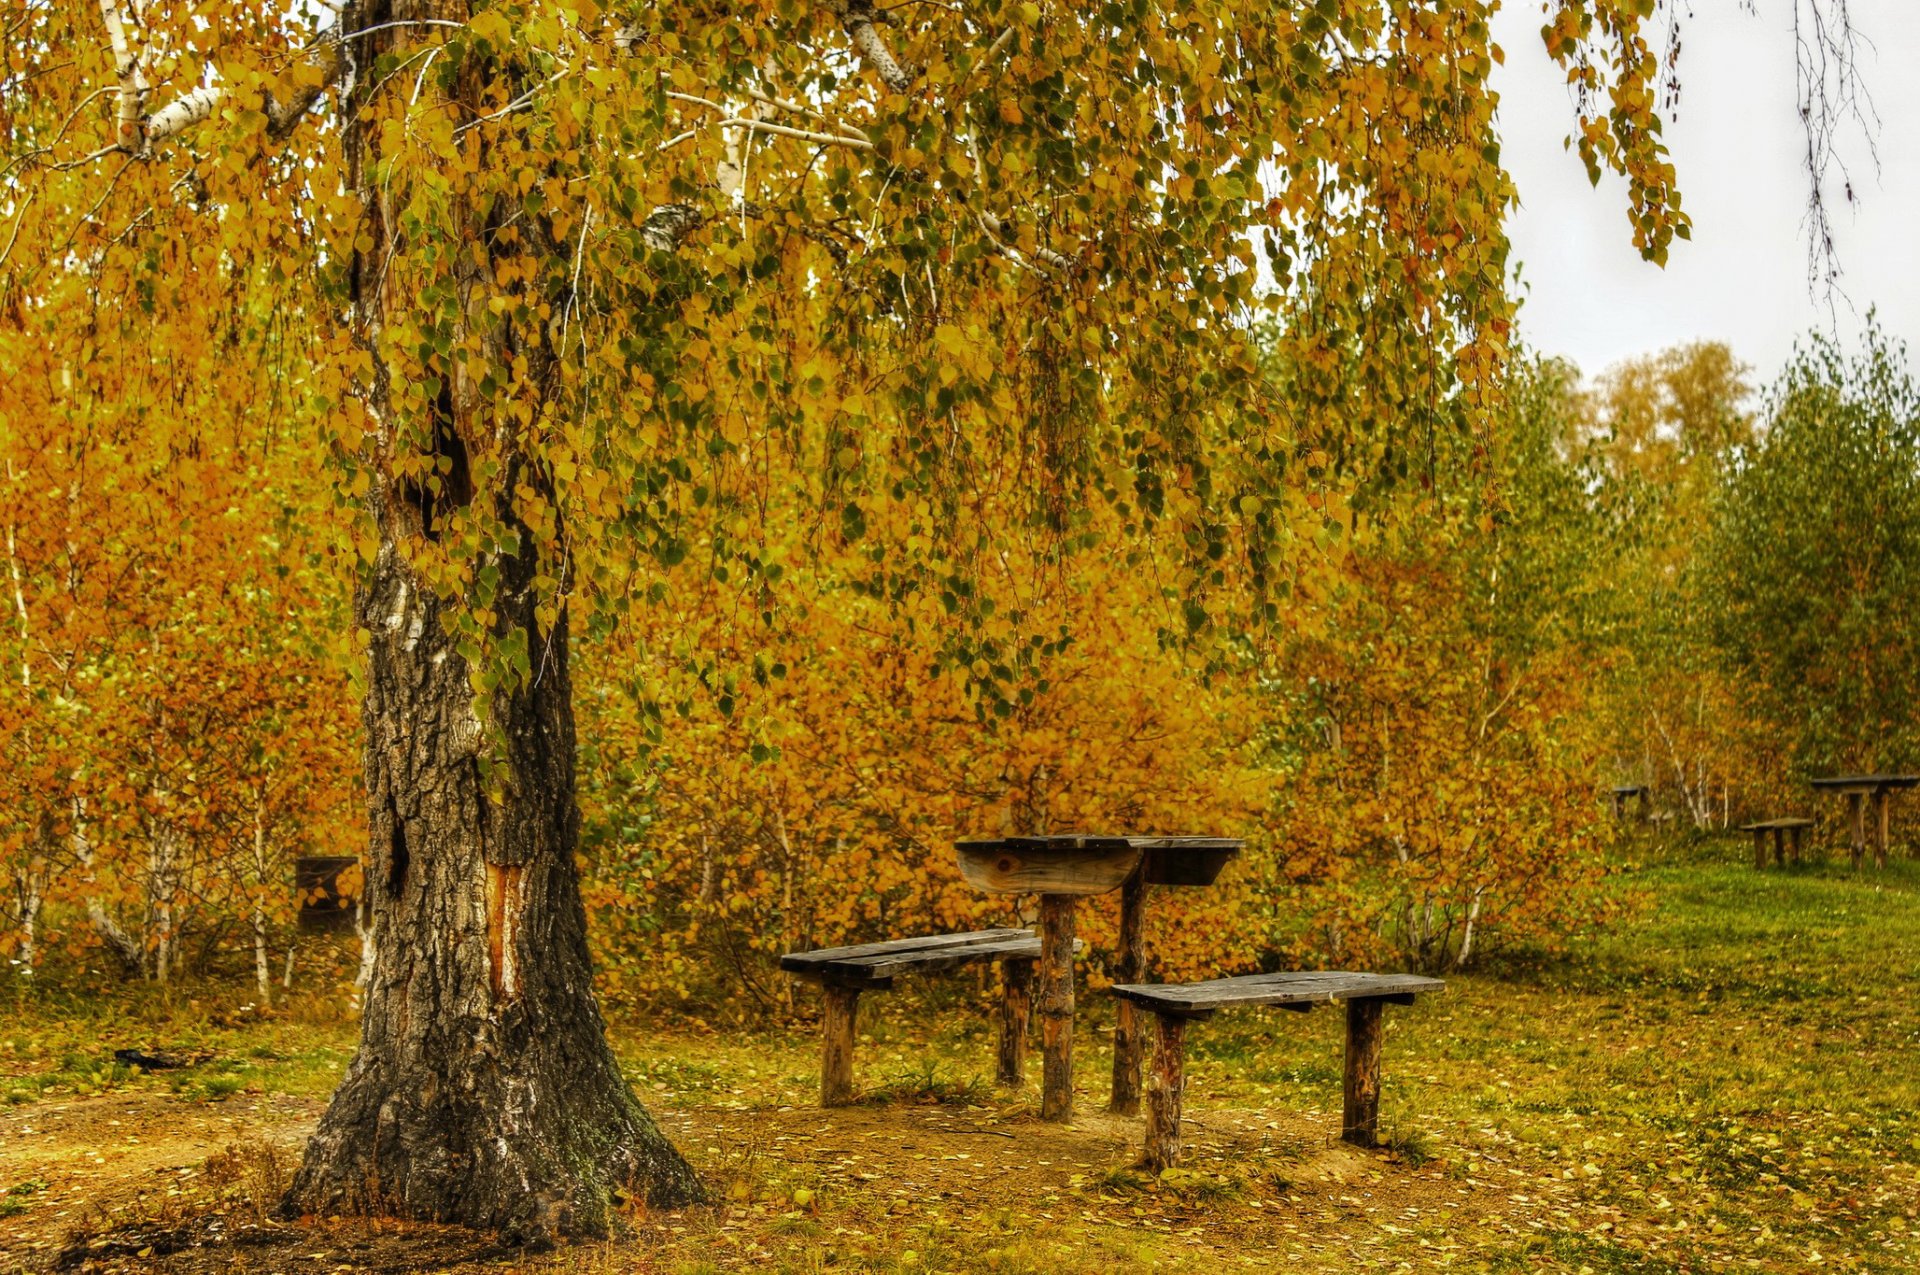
[
  {"x1": 820, "y1": 982, "x2": 861, "y2": 1107},
  {"x1": 997, "y1": 956, "x2": 1033, "y2": 1088},
  {"x1": 1342, "y1": 998, "x2": 1385, "y2": 1147},
  {"x1": 252, "y1": 784, "x2": 272, "y2": 1004},
  {"x1": 1109, "y1": 869, "x2": 1148, "y2": 1115},
  {"x1": 1141, "y1": 1012, "x2": 1187, "y2": 1172},
  {"x1": 1038, "y1": 894, "x2": 1075, "y2": 1122}
]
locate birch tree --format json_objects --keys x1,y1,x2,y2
[{"x1": 10, "y1": 0, "x2": 1705, "y2": 1241}]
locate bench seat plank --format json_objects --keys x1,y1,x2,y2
[
  {"x1": 779, "y1": 928, "x2": 1030, "y2": 973},
  {"x1": 1112, "y1": 970, "x2": 1444, "y2": 1016},
  {"x1": 818, "y1": 935, "x2": 1043, "y2": 979},
  {"x1": 1739, "y1": 817, "x2": 1814, "y2": 831}
]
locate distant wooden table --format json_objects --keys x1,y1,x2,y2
[
  {"x1": 1609, "y1": 785, "x2": 1650, "y2": 822},
  {"x1": 1810, "y1": 775, "x2": 1920, "y2": 869},
  {"x1": 953, "y1": 834, "x2": 1242, "y2": 1123}
]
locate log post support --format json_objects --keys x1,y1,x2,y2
[
  {"x1": 1791, "y1": 824, "x2": 1804, "y2": 863},
  {"x1": 1109, "y1": 869, "x2": 1149, "y2": 1116},
  {"x1": 820, "y1": 982, "x2": 863, "y2": 1107},
  {"x1": 1849, "y1": 792, "x2": 1866, "y2": 870},
  {"x1": 1875, "y1": 789, "x2": 1891, "y2": 869},
  {"x1": 1773, "y1": 827, "x2": 1786, "y2": 867},
  {"x1": 1342, "y1": 997, "x2": 1386, "y2": 1148},
  {"x1": 1141, "y1": 1011, "x2": 1188, "y2": 1172},
  {"x1": 997, "y1": 957, "x2": 1034, "y2": 1087},
  {"x1": 1752, "y1": 828, "x2": 1767, "y2": 869},
  {"x1": 1038, "y1": 894, "x2": 1076, "y2": 1122}
]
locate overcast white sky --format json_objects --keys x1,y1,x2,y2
[{"x1": 1489, "y1": 1, "x2": 1919, "y2": 385}]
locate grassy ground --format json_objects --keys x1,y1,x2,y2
[{"x1": 2, "y1": 835, "x2": 1917, "y2": 1273}]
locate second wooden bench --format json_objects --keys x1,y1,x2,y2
[{"x1": 1111, "y1": 970, "x2": 1444, "y2": 1170}]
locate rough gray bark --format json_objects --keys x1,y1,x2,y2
[{"x1": 286, "y1": 534, "x2": 702, "y2": 1238}]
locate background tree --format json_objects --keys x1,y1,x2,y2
[
  {"x1": 1579, "y1": 342, "x2": 1761, "y2": 825},
  {"x1": 1705, "y1": 325, "x2": 1920, "y2": 776}
]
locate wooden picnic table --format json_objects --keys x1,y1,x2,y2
[
  {"x1": 1810, "y1": 774, "x2": 1919, "y2": 869},
  {"x1": 953, "y1": 834, "x2": 1242, "y2": 1123}
]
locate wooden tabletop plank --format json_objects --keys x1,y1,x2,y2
[
  {"x1": 1810, "y1": 774, "x2": 1920, "y2": 791},
  {"x1": 1111, "y1": 971, "x2": 1445, "y2": 1014},
  {"x1": 779, "y1": 928, "x2": 1031, "y2": 971},
  {"x1": 1740, "y1": 817, "x2": 1816, "y2": 830}
]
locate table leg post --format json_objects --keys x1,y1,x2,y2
[
  {"x1": 1791, "y1": 825, "x2": 1803, "y2": 863},
  {"x1": 1876, "y1": 790, "x2": 1891, "y2": 869},
  {"x1": 997, "y1": 957, "x2": 1034, "y2": 1087},
  {"x1": 1343, "y1": 997, "x2": 1385, "y2": 1148},
  {"x1": 821, "y1": 982, "x2": 862, "y2": 1107},
  {"x1": 1142, "y1": 1011, "x2": 1187, "y2": 1173},
  {"x1": 1039, "y1": 893, "x2": 1076, "y2": 1122},
  {"x1": 1752, "y1": 829, "x2": 1766, "y2": 869},
  {"x1": 1773, "y1": 827, "x2": 1786, "y2": 867},
  {"x1": 1850, "y1": 792, "x2": 1866, "y2": 870},
  {"x1": 1109, "y1": 869, "x2": 1148, "y2": 1116}
]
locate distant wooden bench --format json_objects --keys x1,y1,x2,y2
[
  {"x1": 1741, "y1": 817, "x2": 1814, "y2": 867},
  {"x1": 1111, "y1": 971, "x2": 1444, "y2": 1170},
  {"x1": 780, "y1": 928, "x2": 1043, "y2": 1106}
]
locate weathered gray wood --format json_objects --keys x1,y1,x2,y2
[
  {"x1": 779, "y1": 928, "x2": 1030, "y2": 973},
  {"x1": 1739, "y1": 817, "x2": 1815, "y2": 831},
  {"x1": 1109, "y1": 869, "x2": 1149, "y2": 1116},
  {"x1": 816, "y1": 936, "x2": 1042, "y2": 980},
  {"x1": 1039, "y1": 894, "x2": 1076, "y2": 1122},
  {"x1": 997, "y1": 957, "x2": 1033, "y2": 1087},
  {"x1": 1111, "y1": 970, "x2": 1444, "y2": 1017},
  {"x1": 1141, "y1": 1011, "x2": 1186, "y2": 1172},
  {"x1": 820, "y1": 983, "x2": 861, "y2": 1107},
  {"x1": 1342, "y1": 998, "x2": 1385, "y2": 1147}
]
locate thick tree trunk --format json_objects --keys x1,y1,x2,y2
[{"x1": 287, "y1": 543, "x2": 702, "y2": 1238}]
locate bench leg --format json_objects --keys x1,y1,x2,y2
[
  {"x1": 1109, "y1": 869, "x2": 1148, "y2": 1116},
  {"x1": 1773, "y1": 827, "x2": 1786, "y2": 867},
  {"x1": 997, "y1": 957, "x2": 1034, "y2": 1087},
  {"x1": 1752, "y1": 829, "x2": 1766, "y2": 869},
  {"x1": 1039, "y1": 894, "x2": 1076, "y2": 1122},
  {"x1": 1142, "y1": 1011, "x2": 1187, "y2": 1172},
  {"x1": 821, "y1": 983, "x2": 862, "y2": 1107},
  {"x1": 1849, "y1": 792, "x2": 1865, "y2": 870},
  {"x1": 1342, "y1": 997, "x2": 1385, "y2": 1148},
  {"x1": 1791, "y1": 825, "x2": 1803, "y2": 864},
  {"x1": 1876, "y1": 790, "x2": 1891, "y2": 869}
]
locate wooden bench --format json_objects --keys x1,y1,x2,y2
[
  {"x1": 1111, "y1": 971, "x2": 1444, "y2": 1170},
  {"x1": 780, "y1": 929, "x2": 1043, "y2": 1106},
  {"x1": 1741, "y1": 817, "x2": 1815, "y2": 867}
]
